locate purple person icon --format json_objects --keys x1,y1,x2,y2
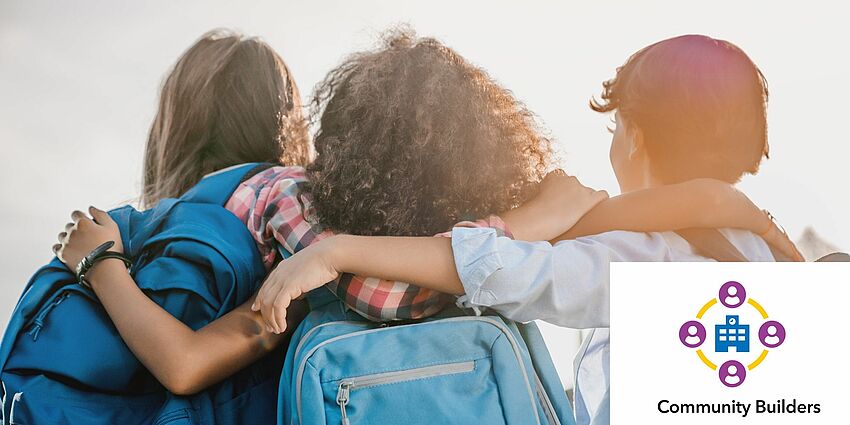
[
  {"x1": 759, "y1": 321, "x2": 786, "y2": 348},
  {"x1": 719, "y1": 360, "x2": 746, "y2": 388},
  {"x1": 719, "y1": 281, "x2": 746, "y2": 308},
  {"x1": 679, "y1": 321, "x2": 706, "y2": 348}
]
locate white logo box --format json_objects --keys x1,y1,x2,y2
[{"x1": 610, "y1": 262, "x2": 850, "y2": 424}]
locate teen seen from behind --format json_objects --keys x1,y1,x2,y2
[
  {"x1": 57, "y1": 31, "x2": 794, "y2": 399},
  {"x1": 249, "y1": 35, "x2": 802, "y2": 425}
]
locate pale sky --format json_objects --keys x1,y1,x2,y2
[{"x1": 1, "y1": 0, "x2": 847, "y2": 386}]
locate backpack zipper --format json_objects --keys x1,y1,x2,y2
[
  {"x1": 534, "y1": 372, "x2": 561, "y2": 425},
  {"x1": 292, "y1": 321, "x2": 371, "y2": 363},
  {"x1": 25, "y1": 292, "x2": 71, "y2": 341},
  {"x1": 336, "y1": 382, "x2": 351, "y2": 425},
  {"x1": 288, "y1": 320, "x2": 370, "y2": 424},
  {"x1": 295, "y1": 316, "x2": 542, "y2": 425},
  {"x1": 335, "y1": 361, "x2": 475, "y2": 425}
]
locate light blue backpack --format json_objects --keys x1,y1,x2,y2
[{"x1": 279, "y1": 291, "x2": 576, "y2": 425}]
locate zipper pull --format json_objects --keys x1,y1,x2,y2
[
  {"x1": 26, "y1": 318, "x2": 44, "y2": 341},
  {"x1": 26, "y1": 292, "x2": 70, "y2": 341},
  {"x1": 336, "y1": 381, "x2": 352, "y2": 425}
]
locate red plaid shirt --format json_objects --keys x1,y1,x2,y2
[{"x1": 225, "y1": 165, "x2": 512, "y2": 321}]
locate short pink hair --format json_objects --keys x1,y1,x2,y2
[{"x1": 592, "y1": 35, "x2": 769, "y2": 183}]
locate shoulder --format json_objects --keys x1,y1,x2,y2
[
  {"x1": 567, "y1": 230, "x2": 690, "y2": 261},
  {"x1": 718, "y1": 228, "x2": 776, "y2": 261},
  {"x1": 226, "y1": 165, "x2": 311, "y2": 218},
  {"x1": 660, "y1": 228, "x2": 774, "y2": 261},
  {"x1": 232, "y1": 165, "x2": 309, "y2": 200},
  {"x1": 560, "y1": 229, "x2": 775, "y2": 262},
  {"x1": 659, "y1": 228, "x2": 774, "y2": 261},
  {"x1": 243, "y1": 165, "x2": 308, "y2": 186},
  {"x1": 575, "y1": 230, "x2": 670, "y2": 248}
]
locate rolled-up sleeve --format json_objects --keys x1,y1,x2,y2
[{"x1": 451, "y1": 228, "x2": 677, "y2": 329}]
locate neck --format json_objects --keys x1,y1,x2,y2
[{"x1": 620, "y1": 173, "x2": 663, "y2": 194}]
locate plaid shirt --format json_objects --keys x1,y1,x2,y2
[{"x1": 225, "y1": 165, "x2": 512, "y2": 321}]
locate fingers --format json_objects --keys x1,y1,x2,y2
[
  {"x1": 545, "y1": 168, "x2": 568, "y2": 179},
  {"x1": 541, "y1": 169, "x2": 575, "y2": 187},
  {"x1": 595, "y1": 189, "x2": 610, "y2": 202},
  {"x1": 253, "y1": 270, "x2": 276, "y2": 312},
  {"x1": 253, "y1": 269, "x2": 298, "y2": 334},
  {"x1": 271, "y1": 289, "x2": 295, "y2": 334},
  {"x1": 70, "y1": 210, "x2": 87, "y2": 222},
  {"x1": 755, "y1": 210, "x2": 774, "y2": 236},
  {"x1": 57, "y1": 231, "x2": 68, "y2": 244},
  {"x1": 260, "y1": 288, "x2": 288, "y2": 333},
  {"x1": 539, "y1": 169, "x2": 600, "y2": 199},
  {"x1": 258, "y1": 288, "x2": 278, "y2": 333},
  {"x1": 789, "y1": 245, "x2": 805, "y2": 262},
  {"x1": 759, "y1": 211, "x2": 804, "y2": 262},
  {"x1": 71, "y1": 210, "x2": 93, "y2": 229},
  {"x1": 88, "y1": 206, "x2": 112, "y2": 225},
  {"x1": 767, "y1": 228, "x2": 790, "y2": 259},
  {"x1": 68, "y1": 207, "x2": 110, "y2": 228},
  {"x1": 254, "y1": 273, "x2": 283, "y2": 333},
  {"x1": 764, "y1": 223, "x2": 805, "y2": 262},
  {"x1": 543, "y1": 168, "x2": 578, "y2": 183}
]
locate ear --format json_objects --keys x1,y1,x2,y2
[{"x1": 627, "y1": 125, "x2": 645, "y2": 160}]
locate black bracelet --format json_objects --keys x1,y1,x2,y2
[
  {"x1": 75, "y1": 241, "x2": 132, "y2": 288},
  {"x1": 75, "y1": 241, "x2": 113, "y2": 281}
]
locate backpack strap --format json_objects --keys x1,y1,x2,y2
[
  {"x1": 181, "y1": 163, "x2": 274, "y2": 205},
  {"x1": 675, "y1": 228, "x2": 749, "y2": 262}
]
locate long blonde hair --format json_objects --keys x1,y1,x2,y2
[{"x1": 143, "y1": 29, "x2": 309, "y2": 207}]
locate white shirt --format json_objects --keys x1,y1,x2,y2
[{"x1": 450, "y1": 227, "x2": 776, "y2": 425}]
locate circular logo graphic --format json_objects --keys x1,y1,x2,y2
[
  {"x1": 679, "y1": 280, "x2": 786, "y2": 388},
  {"x1": 719, "y1": 360, "x2": 746, "y2": 387},
  {"x1": 719, "y1": 281, "x2": 746, "y2": 308},
  {"x1": 679, "y1": 321, "x2": 707, "y2": 348},
  {"x1": 758, "y1": 321, "x2": 786, "y2": 348}
]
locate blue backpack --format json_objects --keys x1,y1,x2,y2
[
  {"x1": 279, "y1": 290, "x2": 576, "y2": 425},
  {"x1": 0, "y1": 163, "x2": 280, "y2": 425}
]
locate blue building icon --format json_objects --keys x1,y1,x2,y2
[{"x1": 715, "y1": 315, "x2": 749, "y2": 353}]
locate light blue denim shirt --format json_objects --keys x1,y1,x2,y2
[{"x1": 450, "y1": 227, "x2": 776, "y2": 425}]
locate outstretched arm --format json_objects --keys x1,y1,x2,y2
[
  {"x1": 253, "y1": 176, "x2": 801, "y2": 332},
  {"x1": 252, "y1": 172, "x2": 611, "y2": 332},
  {"x1": 55, "y1": 207, "x2": 305, "y2": 395},
  {"x1": 553, "y1": 178, "x2": 801, "y2": 259},
  {"x1": 555, "y1": 179, "x2": 759, "y2": 239},
  {"x1": 241, "y1": 168, "x2": 609, "y2": 330},
  {"x1": 451, "y1": 174, "x2": 796, "y2": 256}
]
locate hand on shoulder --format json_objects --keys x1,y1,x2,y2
[{"x1": 502, "y1": 170, "x2": 609, "y2": 241}]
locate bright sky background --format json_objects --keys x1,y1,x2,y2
[{"x1": 1, "y1": 0, "x2": 847, "y2": 387}]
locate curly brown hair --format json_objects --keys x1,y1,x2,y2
[{"x1": 306, "y1": 29, "x2": 552, "y2": 236}]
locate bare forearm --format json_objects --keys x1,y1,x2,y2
[
  {"x1": 328, "y1": 235, "x2": 464, "y2": 295},
  {"x1": 86, "y1": 260, "x2": 286, "y2": 394},
  {"x1": 87, "y1": 260, "x2": 202, "y2": 391},
  {"x1": 554, "y1": 179, "x2": 767, "y2": 241},
  {"x1": 554, "y1": 193, "x2": 681, "y2": 241}
]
